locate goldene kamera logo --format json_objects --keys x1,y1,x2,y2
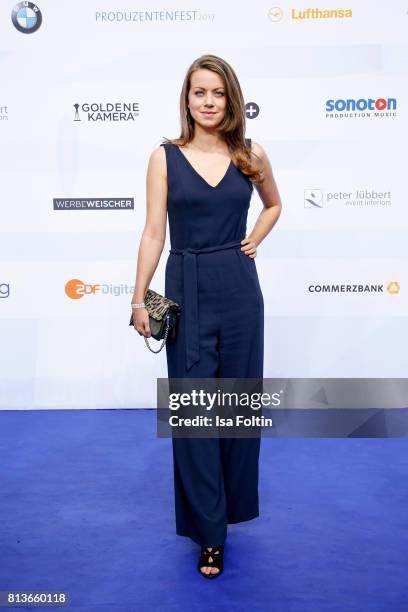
[
  {"x1": 11, "y1": 2, "x2": 42, "y2": 34},
  {"x1": 73, "y1": 102, "x2": 140, "y2": 122}
]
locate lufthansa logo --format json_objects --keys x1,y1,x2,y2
[
  {"x1": 267, "y1": 7, "x2": 283, "y2": 21},
  {"x1": 11, "y1": 2, "x2": 42, "y2": 34}
]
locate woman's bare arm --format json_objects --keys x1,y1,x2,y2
[
  {"x1": 130, "y1": 145, "x2": 167, "y2": 334},
  {"x1": 242, "y1": 142, "x2": 282, "y2": 257}
]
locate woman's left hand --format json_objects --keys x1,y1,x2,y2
[{"x1": 240, "y1": 238, "x2": 257, "y2": 259}]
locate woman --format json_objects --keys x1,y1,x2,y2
[{"x1": 131, "y1": 54, "x2": 282, "y2": 578}]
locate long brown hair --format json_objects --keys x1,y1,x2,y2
[{"x1": 161, "y1": 54, "x2": 264, "y2": 184}]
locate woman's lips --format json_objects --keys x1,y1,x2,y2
[{"x1": 202, "y1": 111, "x2": 216, "y2": 116}]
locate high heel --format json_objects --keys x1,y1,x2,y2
[{"x1": 197, "y1": 544, "x2": 224, "y2": 579}]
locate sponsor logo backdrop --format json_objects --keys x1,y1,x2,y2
[{"x1": 1, "y1": 1, "x2": 407, "y2": 408}]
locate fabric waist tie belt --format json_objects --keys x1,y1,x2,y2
[{"x1": 169, "y1": 239, "x2": 244, "y2": 371}]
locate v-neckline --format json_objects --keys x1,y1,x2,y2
[{"x1": 174, "y1": 145, "x2": 233, "y2": 189}]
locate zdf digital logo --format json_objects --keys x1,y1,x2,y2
[
  {"x1": 65, "y1": 279, "x2": 134, "y2": 299},
  {"x1": 11, "y1": 2, "x2": 42, "y2": 34}
]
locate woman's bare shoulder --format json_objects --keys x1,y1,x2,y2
[
  {"x1": 147, "y1": 145, "x2": 167, "y2": 178},
  {"x1": 250, "y1": 140, "x2": 267, "y2": 160}
]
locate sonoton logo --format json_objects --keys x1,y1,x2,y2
[
  {"x1": 326, "y1": 98, "x2": 397, "y2": 112},
  {"x1": 65, "y1": 279, "x2": 134, "y2": 299},
  {"x1": 326, "y1": 97, "x2": 397, "y2": 119},
  {"x1": 11, "y1": 2, "x2": 42, "y2": 33}
]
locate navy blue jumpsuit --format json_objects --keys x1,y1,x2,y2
[{"x1": 161, "y1": 141, "x2": 264, "y2": 547}]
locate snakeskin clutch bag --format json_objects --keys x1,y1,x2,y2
[{"x1": 129, "y1": 288, "x2": 181, "y2": 352}]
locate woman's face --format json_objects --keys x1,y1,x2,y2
[{"x1": 187, "y1": 68, "x2": 227, "y2": 130}]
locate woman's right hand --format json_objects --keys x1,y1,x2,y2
[{"x1": 132, "y1": 308, "x2": 151, "y2": 337}]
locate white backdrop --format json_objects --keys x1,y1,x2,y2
[{"x1": 1, "y1": 1, "x2": 407, "y2": 409}]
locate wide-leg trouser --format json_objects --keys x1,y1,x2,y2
[{"x1": 165, "y1": 246, "x2": 264, "y2": 546}]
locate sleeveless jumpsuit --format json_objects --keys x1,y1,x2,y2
[{"x1": 161, "y1": 141, "x2": 264, "y2": 547}]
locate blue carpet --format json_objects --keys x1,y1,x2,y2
[{"x1": 0, "y1": 409, "x2": 407, "y2": 611}]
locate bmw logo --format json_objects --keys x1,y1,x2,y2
[{"x1": 11, "y1": 2, "x2": 42, "y2": 34}]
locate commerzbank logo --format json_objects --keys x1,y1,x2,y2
[
  {"x1": 387, "y1": 282, "x2": 400, "y2": 295},
  {"x1": 308, "y1": 281, "x2": 401, "y2": 295}
]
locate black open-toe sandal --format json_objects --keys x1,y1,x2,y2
[{"x1": 197, "y1": 545, "x2": 224, "y2": 579}]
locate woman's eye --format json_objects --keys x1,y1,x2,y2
[{"x1": 194, "y1": 91, "x2": 224, "y2": 96}]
